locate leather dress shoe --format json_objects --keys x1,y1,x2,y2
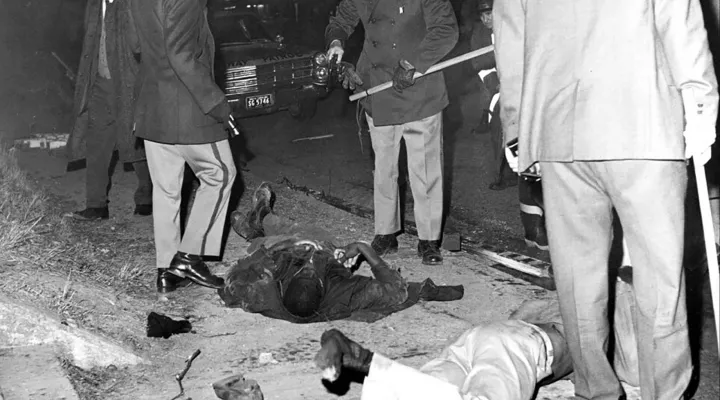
[
  {"x1": 231, "y1": 182, "x2": 274, "y2": 240},
  {"x1": 167, "y1": 252, "x2": 225, "y2": 289},
  {"x1": 65, "y1": 207, "x2": 109, "y2": 221},
  {"x1": 370, "y1": 234, "x2": 398, "y2": 256},
  {"x1": 156, "y1": 268, "x2": 192, "y2": 293},
  {"x1": 134, "y1": 204, "x2": 152, "y2": 216},
  {"x1": 418, "y1": 240, "x2": 443, "y2": 265}
]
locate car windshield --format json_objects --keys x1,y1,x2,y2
[{"x1": 210, "y1": 13, "x2": 272, "y2": 44}]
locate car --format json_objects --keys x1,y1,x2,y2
[{"x1": 208, "y1": 8, "x2": 334, "y2": 120}]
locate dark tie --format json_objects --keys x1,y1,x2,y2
[{"x1": 98, "y1": 0, "x2": 111, "y2": 79}]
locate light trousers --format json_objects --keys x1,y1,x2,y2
[
  {"x1": 145, "y1": 139, "x2": 236, "y2": 269},
  {"x1": 367, "y1": 112, "x2": 444, "y2": 240}
]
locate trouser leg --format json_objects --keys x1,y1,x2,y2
[
  {"x1": 367, "y1": 114, "x2": 402, "y2": 236},
  {"x1": 145, "y1": 141, "x2": 186, "y2": 269},
  {"x1": 85, "y1": 76, "x2": 117, "y2": 209},
  {"x1": 361, "y1": 354, "x2": 463, "y2": 400},
  {"x1": 178, "y1": 139, "x2": 237, "y2": 257},
  {"x1": 541, "y1": 161, "x2": 622, "y2": 400},
  {"x1": 489, "y1": 97, "x2": 505, "y2": 183},
  {"x1": 402, "y1": 112, "x2": 444, "y2": 241},
  {"x1": 133, "y1": 159, "x2": 153, "y2": 206},
  {"x1": 604, "y1": 160, "x2": 690, "y2": 400}
]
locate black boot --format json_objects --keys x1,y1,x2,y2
[
  {"x1": 314, "y1": 329, "x2": 374, "y2": 382},
  {"x1": 418, "y1": 240, "x2": 443, "y2": 265},
  {"x1": 167, "y1": 252, "x2": 224, "y2": 289},
  {"x1": 521, "y1": 212, "x2": 549, "y2": 251},
  {"x1": 156, "y1": 268, "x2": 192, "y2": 293},
  {"x1": 370, "y1": 234, "x2": 398, "y2": 256},
  {"x1": 65, "y1": 207, "x2": 109, "y2": 221},
  {"x1": 231, "y1": 182, "x2": 274, "y2": 240}
]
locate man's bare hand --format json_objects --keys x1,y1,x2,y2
[
  {"x1": 327, "y1": 39, "x2": 344, "y2": 64},
  {"x1": 334, "y1": 241, "x2": 371, "y2": 268}
]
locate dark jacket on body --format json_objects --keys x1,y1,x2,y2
[
  {"x1": 128, "y1": 0, "x2": 227, "y2": 144},
  {"x1": 326, "y1": 0, "x2": 459, "y2": 126}
]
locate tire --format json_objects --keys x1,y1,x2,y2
[{"x1": 289, "y1": 98, "x2": 318, "y2": 121}]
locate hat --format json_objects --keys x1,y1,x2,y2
[{"x1": 478, "y1": 0, "x2": 493, "y2": 12}]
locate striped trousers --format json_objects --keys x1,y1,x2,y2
[{"x1": 145, "y1": 139, "x2": 237, "y2": 269}]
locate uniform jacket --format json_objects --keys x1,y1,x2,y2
[
  {"x1": 66, "y1": 0, "x2": 145, "y2": 164},
  {"x1": 495, "y1": 0, "x2": 718, "y2": 172},
  {"x1": 326, "y1": 0, "x2": 459, "y2": 126},
  {"x1": 128, "y1": 0, "x2": 227, "y2": 144}
]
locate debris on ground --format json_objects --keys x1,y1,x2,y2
[
  {"x1": 146, "y1": 312, "x2": 193, "y2": 339},
  {"x1": 213, "y1": 374, "x2": 264, "y2": 400}
]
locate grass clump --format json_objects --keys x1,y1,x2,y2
[{"x1": 0, "y1": 146, "x2": 50, "y2": 260}]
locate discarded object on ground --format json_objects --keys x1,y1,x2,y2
[
  {"x1": 171, "y1": 349, "x2": 202, "y2": 400},
  {"x1": 146, "y1": 312, "x2": 192, "y2": 339},
  {"x1": 291, "y1": 134, "x2": 334, "y2": 143},
  {"x1": 349, "y1": 45, "x2": 494, "y2": 101},
  {"x1": 442, "y1": 233, "x2": 461, "y2": 252},
  {"x1": 257, "y1": 353, "x2": 277, "y2": 365},
  {"x1": 213, "y1": 374, "x2": 264, "y2": 400},
  {"x1": 13, "y1": 133, "x2": 69, "y2": 151}
]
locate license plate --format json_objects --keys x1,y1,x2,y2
[{"x1": 245, "y1": 94, "x2": 274, "y2": 110}]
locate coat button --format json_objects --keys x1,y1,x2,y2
[
  {"x1": 390, "y1": 18, "x2": 395, "y2": 24},
  {"x1": 372, "y1": 40, "x2": 379, "y2": 47},
  {"x1": 370, "y1": 18, "x2": 376, "y2": 23},
  {"x1": 392, "y1": 43, "x2": 397, "y2": 49},
  {"x1": 371, "y1": 63, "x2": 378, "y2": 69}
]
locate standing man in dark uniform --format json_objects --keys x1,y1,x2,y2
[
  {"x1": 325, "y1": 0, "x2": 459, "y2": 265},
  {"x1": 66, "y1": 0, "x2": 152, "y2": 221},
  {"x1": 128, "y1": 0, "x2": 237, "y2": 293}
]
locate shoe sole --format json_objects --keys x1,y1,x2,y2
[
  {"x1": 157, "y1": 279, "x2": 192, "y2": 293},
  {"x1": 167, "y1": 267, "x2": 224, "y2": 290},
  {"x1": 373, "y1": 246, "x2": 398, "y2": 256},
  {"x1": 525, "y1": 239, "x2": 549, "y2": 251}
]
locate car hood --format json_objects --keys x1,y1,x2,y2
[{"x1": 218, "y1": 42, "x2": 315, "y2": 67}]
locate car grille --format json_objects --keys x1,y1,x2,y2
[{"x1": 225, "y1": 58, "x2": 314, "y2": 95}]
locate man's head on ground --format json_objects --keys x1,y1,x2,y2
[
  {"x1": 478, "y1": 0, "x2": 493, "y2": 30},
  {"x1": 282, "y1": 265, "x2": 324, "y2": 318}
]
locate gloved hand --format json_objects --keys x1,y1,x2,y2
[
  {"x1": 326, "y1": 39, "x2": 344, "y2": 64},
  {"x1": 392, "y1": 59, "x2": 416, "y2": 92},
  {"x1": 684, "y1": 120, "x2": 715, "y2": 165},
  {"x1": 339, "y1": 62, "x2": 363, "y2": 90},
  {"x1": 209, "y1": 100, "x2": 232, "y2": 125}
]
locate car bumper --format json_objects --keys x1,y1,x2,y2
[{"x1": 228, "y1": 84, "x2": 330, "y2": 118}]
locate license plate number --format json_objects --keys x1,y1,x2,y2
[{"x1": 245, "y1": 94, "x2": 274, "y2": 110}]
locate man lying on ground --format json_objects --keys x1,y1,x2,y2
[
  {"x1": 314, "y1": 276, "x2": 640, "y2": 400},
  {"x1": 217, "y1": 183, "x2": 464, "y2": 323}
]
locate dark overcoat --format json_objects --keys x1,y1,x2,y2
[
  {"x1": 66, "y1": 0, "x2": 145, "y2": 164},
  {"x1": 128, "y1": 0, "x2": 227, "y2": 145},
  {"x1": 326, "y1": 0, "x2": 459, "y2": 126}
]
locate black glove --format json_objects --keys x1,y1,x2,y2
[
  {"x1": 339, "y1": 62, "x2": 364, "y2": 90},
  {"x1": 208, "y1": 100, "x2": 232, "y2": 125},
  {"x1": 392, "y1": 59, "x2": 416, "y2": 92},
  {"x1": 146, "y1": 312, "x2": 192, "y2": 339},
  {"x1": 315, "y1": 329, "x2": 374, "y2": 381}
]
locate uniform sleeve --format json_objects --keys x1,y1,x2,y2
[
  {"x1": 494, "y1": 0, "x2": 525, "y2": 145},
  {"x1": 406, "y1": 0, "x2": 459, "y2": 74},
  {"x1": 162, "y1": 0, "x2": 225, "y2": 114},
  {"x1": 325, "y1": 0, "x2": 360, "y2": 49},
  {"x1": 655, "y1": 0, "x2": 718, "y2": 125}
]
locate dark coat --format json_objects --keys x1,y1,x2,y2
[
  {"x1": 66, "y1": 0, "x2": 145, "y2": 164},
  {"x1": 326, "y1": 0, "x2": 459, "y2": 126},
  {"x1": 128, "y1": 0, "x2": 227, "y2": 145}
]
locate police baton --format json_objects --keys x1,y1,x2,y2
[{"x1": 349, "y1": 45, "x2": 495, "y2": 102}]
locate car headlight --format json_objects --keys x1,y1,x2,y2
[
  {"x1": 313, "y1": 66, "x2": 329, "y2": 83},
  {"x1": 313, "y1": 52, "x2": 328, "y2": 67}
]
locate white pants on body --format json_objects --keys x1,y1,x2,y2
[
  {"x1": 366, "y1": 112, "x2": 444, "y2": 240},
  {"x1": 145, "y1": 139, "x2": 236, "y2": 269},
  {"x1": 361, "y1": 320, "x2": 554, "y2": 400}
]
